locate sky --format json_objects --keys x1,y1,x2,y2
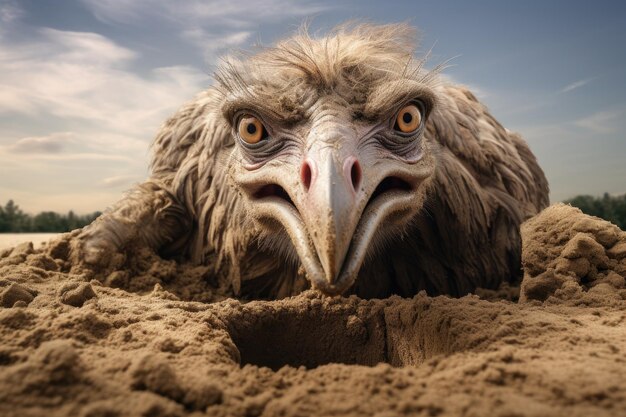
[{"x1": 0, "y1": 0, "x2": 625, "y2": 214}]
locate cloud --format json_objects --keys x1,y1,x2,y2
[
  {"x1": 9, "y1": 152, "x2": 136, "y2": 162},
  {"x1": 100, "y1": 174, "x2": 141, "y2": 188},
  {"x1": 560, "y1": 77, "x2": 595, "y2": 94},
  {"x1": 181, "y1": 28, "x2": 253, "y2": 64},
  {"x1": 574, "y1": 109, "x2": 624, "y2": 134},
  {"x1": 80, "y1": 0, "x2": 335, "y2": 64},
  {"x1": 0, "y1": 0, "x2": 22, "y2": 23},
  {"x1": 5, "y1": 132, "x2": 75, "y2": 154},
  {"x1": 0, "y1": 27, "x2": 210, "y2": 212},
  {"x1": 0, "y1": 28, "x2": 208, "y2": 137},
  {"x1": 80, "y1": 0, "x2": 331, "y2": 24},
  {"x1": 0, "y1": 130, "x2": 139, "y2": 164}
]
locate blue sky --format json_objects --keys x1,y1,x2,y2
[{"x1": 0, "y1": 0, "x2": 625, "y2": 213}]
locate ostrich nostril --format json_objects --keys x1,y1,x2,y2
[
  {"x1": 350, "y1": 159, "x2": 362, "y2": 192},
  {"x1": 301, "y1": 160, "x2": 313, "y2": 191}
]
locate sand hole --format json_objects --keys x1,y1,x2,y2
[{"x1": 224, "y1": 301, "x2": 454, "y2": 370}]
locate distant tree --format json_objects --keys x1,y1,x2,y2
[
  {"x1": 0, "y1": 205, "x2": 7, "y2": 232},
  {"x1": 32, "y1": 211, "x2": 63, "y2": 232},
  {"x1": 66, "y1": 210, "x2": 77, "y2": 231},
  {"x1": 565, "y1": 193, "x2": 626, "y2": 229},
  {"x1": 0, "y1": 200, "x2": 101, "y2": 233},
  {"x1": 0, "y1": 200, "x2": 30, "y2": 232}
]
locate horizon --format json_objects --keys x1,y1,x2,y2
[
  {"x1": 1, "y1": 191, "x2": 625, "y2": 217},
  {"x1": 1, "y1": 0, "x2": 625, "y2": 213}
]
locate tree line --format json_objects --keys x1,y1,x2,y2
[
  {"x1": 0, "y1": 200, "x2": 101, "y2": 233},
  {"x1": 564, "y1": 193, "x2": 626, "y2": 229},
  {"x1": 0, "y1": 193, "x2": 624, "y2": 233}
]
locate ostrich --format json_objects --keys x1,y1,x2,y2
[{"x1": 73, "y1": 23, "x2": 549, "y2": 299}]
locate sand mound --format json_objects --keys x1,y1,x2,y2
[
  {"x1": 0, "y1": 204, "x2": 625, "y2": 417},
  {"x1": 521, "y1": 204, "x2": 626, "y2": 305}
]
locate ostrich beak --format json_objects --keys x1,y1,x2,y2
[
  {"x1": 299, "y1": 147, "x2": 363, "y2": 291},
  {"x1": 290, "y1": 138, "x2": 429, "y2": 295}
]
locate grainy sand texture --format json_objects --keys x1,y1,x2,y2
[{"x1": 0, "y1": 204, "x2": 625, "y2": 417}]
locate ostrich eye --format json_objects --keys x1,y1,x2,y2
[
  {"x1": 394, "y1": 104, "x2": 422, "y2": 134},
  {"x1": 238, "y1": 115, "x2": 267, "y2": 144}
]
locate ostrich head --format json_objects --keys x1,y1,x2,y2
[{"x1": 219, "y1": 24, "x2": 440, "y2": 295}]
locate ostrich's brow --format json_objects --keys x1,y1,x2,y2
[
  {"x1": 221, "y1": 86, "x2": 310, "y2": 126},
  {"x1": 364, "y1": 80, "x2": 438, "y2": 121}
]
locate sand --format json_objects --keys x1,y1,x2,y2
[
  {"x1": 0, "y1": 203, "x2": 625, "y2": 417},
  {"x1": 0, "y1": 233, "x2": 59, "y2": 251}
]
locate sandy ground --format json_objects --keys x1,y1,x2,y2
[
  {"x1": 0, "y1": 233, "x2": 59, "y2": 250},
  {"x1": 0, "y1": 204, "x2": 625, "y2": 417}
]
